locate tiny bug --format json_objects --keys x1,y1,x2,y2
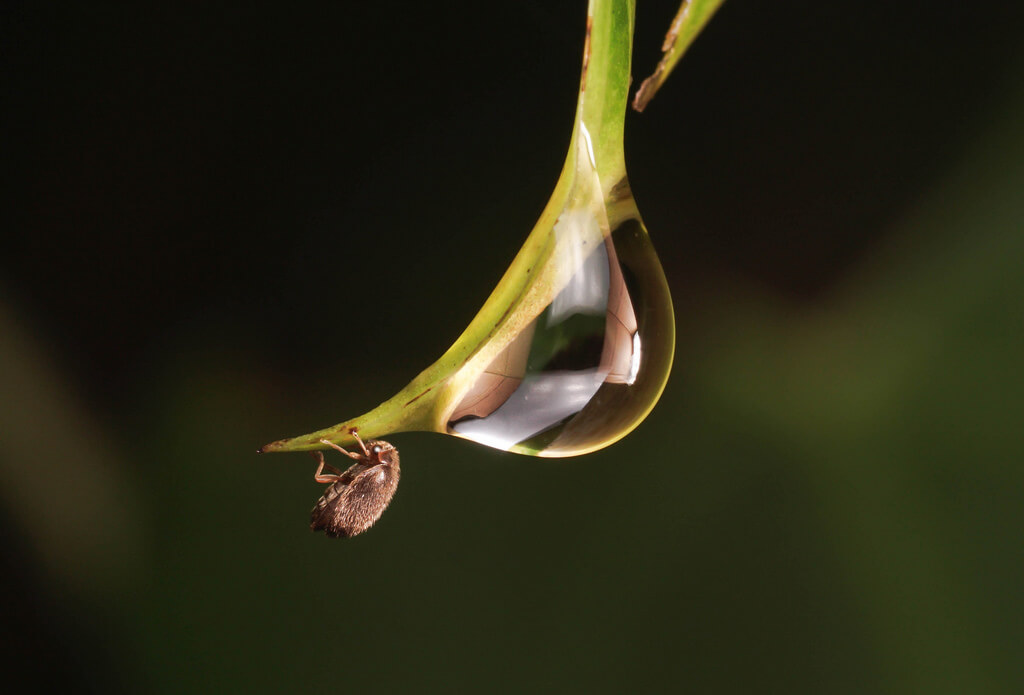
[{"x1": 309, "y1": 432, "x2": 400, "y2": 538}]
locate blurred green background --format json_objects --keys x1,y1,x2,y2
[{"x1": 3, "y1": 1, "x2": 1023, "y2": 692}]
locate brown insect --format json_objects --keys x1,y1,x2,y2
[{"x1": 309, "y1": 432, "x2": 400, "y2": 538}]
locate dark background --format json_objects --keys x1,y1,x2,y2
[{"x1": 3, "y1": 1, "x2": 1023, "y2": 692}]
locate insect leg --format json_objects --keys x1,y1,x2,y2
[
  {"x1": 318, "y1": 438, "x2": 362, "y2": 460},
  {"x1": 349, "y1": 430, "x2": 370, "y2": 457},
  {"x1": 311, "y1": 451, "x2": 344, "y2": 483}
]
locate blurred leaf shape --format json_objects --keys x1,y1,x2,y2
[{"x1": 0, "y1": 300, "x2": 143, "y2": 597}]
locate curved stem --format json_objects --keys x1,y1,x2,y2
[{"x1": 260, "y1": 0, "x2": 639, "y2": 455}]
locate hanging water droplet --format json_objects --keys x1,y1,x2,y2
[{"x1": 446, "y1": 135, "x2": 674, "y2": 456}]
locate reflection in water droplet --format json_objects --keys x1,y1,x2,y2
[{"x1": 447, "y1": 173, "x2": 674, "y2": 457}]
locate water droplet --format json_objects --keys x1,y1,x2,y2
[{"x1": 446, "y1": 134, "x2": 674, "y2": 456}]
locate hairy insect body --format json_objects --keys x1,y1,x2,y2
[{"x1": 310, "y1": 437, "x2": 400, "y2": 538}]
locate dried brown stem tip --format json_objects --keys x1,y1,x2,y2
[
  {"x1": 632, "y1": 5, "x2": 687, "y2": 113},
  {"x1": 309, "y1": 433, "x2": 400, "y2": 538}
]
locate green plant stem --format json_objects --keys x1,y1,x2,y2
[{"x1": 260, "y1": 0, "x2": 637, "y2": 455}]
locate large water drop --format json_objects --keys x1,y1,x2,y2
[{"x1": 447, "y1": 136, "x2": 674, "y2": 456}]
